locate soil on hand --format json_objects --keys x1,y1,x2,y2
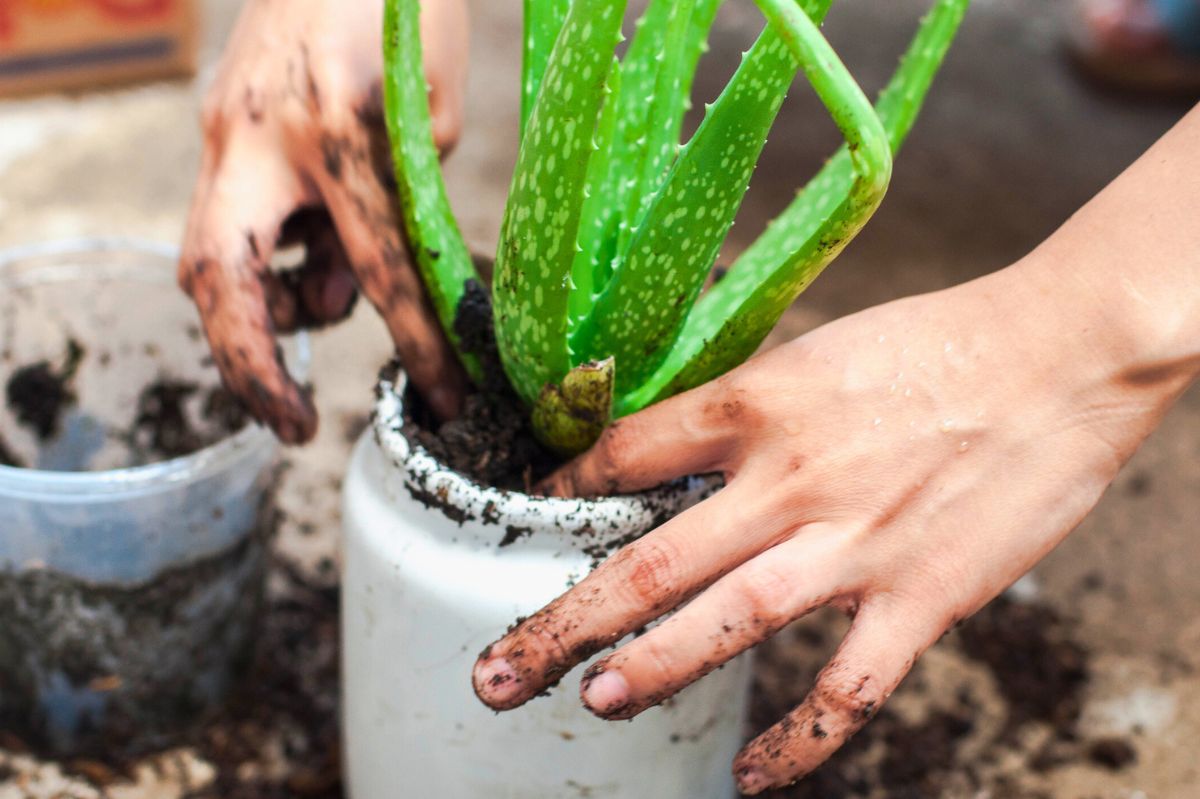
[{"x1": 401, "y1": 278, "x2": 559, "y2": 491}]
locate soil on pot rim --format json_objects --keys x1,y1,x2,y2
[{"x1": 398, "y1": 278, "x2": 560, "y2": 492}]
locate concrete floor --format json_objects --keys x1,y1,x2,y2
[{"x1": 0, "y1": 0, "x2": 1196, "y2": 796}]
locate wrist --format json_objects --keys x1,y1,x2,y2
[{"x1": 1001, "y1": 246, "x2": 1199, "y2": 446}]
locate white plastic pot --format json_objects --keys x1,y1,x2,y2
[{"x1": 341, "y1": 369, "x2": 752, "y2": 799}]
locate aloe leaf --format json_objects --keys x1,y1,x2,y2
[
  {"x1": 383, "y1": 0, "x2": 484, "y2": 380},
  {"x1": 573, "y1": 0, "x2": 835, "y2": 395},
  {"x1": 568, "y1": 56, "x2": 622, "y2": 334},
  {"x1": 572, "y1": 1, "x2": 686, "y2": 288},
  {"x1": 522, "y1": 0, "x2": 572, "y2": 139},
  {"x1": 623, "y1": 0, "x2": 968, "y2": 413},
  {"x1": 493, "y1": 0, "x2": 629, "y2": 407}
]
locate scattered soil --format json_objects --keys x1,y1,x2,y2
[
  {"x1": 183, "y1": 557, "x2": 341, "y2": 799},
  {"x1": 400, "y1": 279, "x2": 559, "y2": 491},
  {"x1": 4, "y1": 339, "x2": 84, "y2": 441},
  {"x1": 756, "y1": 596, "x2": 1137, "y2": 798},
  {"x1": 124, "y1": 379, "x2": 250, "y2": 465},
  {"x1": 956, "y1": 596, "x2": 1090, "y2": 737},
  {"x1": 3, "y1": 336, "x2": 249, "y2": 469}
]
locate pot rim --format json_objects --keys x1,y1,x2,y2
[
  {"x1": 0, "y1": 237, "x2": 308, "y2": 500},
  {"x1": 372, "y1": 365, "x2": 710, "y2": 536}
]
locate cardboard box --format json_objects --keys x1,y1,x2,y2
[{"x1": 0, "y1": 0, "x2": 197, "y2": 97}]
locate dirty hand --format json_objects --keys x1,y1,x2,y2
[
  {"x1": 179, "y1": 0, "x2": 468, "y2": 443},
  {"x1": 473, "y1": 107, "x2": 1200, "y2": 793}
]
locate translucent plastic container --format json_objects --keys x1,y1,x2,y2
[{"x1": 0, "y1": 240, "x2": 305, "y2": 756}]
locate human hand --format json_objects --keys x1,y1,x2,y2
[
  {"x1": 471, "y1": 258, "x2": 1191, "y2": 793},
  {"x1": 179, "y1": 0, "x2": 469, "y2": 443}
]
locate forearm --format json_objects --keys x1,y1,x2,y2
[{"x1": 1019, "y1": 104, "x2": 1200, "y2": 398}]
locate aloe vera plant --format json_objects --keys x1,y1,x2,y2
[{"x1": 384, "y1": 0, "x2": 969, "y2": 455}]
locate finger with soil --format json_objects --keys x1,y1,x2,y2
[
  {"x1": 312, "y1": 129, "x2": 467, "y2": 422},
  {"x1": 179, "y1": 138, "x2": 317, "y2": 444},
  {"x1": 472, "y1": 483, "x2": 777, "y2": 710},
  {"x1": 734, "y1": 604, "x2": 942, "y2": 795},
  {"x1": 579, "y1": 532, "x2": 853, "y2": 721}
]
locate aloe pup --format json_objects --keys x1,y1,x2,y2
[{"x1": 384, "y1": 0, "x2": 970, "y2": 455}]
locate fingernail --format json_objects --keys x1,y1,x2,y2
[
  {"x1": 735, "y1": 766, "x2": 770, "y2": 795},
  {"x1": 473, "y1": 656, "x2": 521, "y2": 706},
  {"x1": 581, "y1": 669, "x2": 629, "y2": 716}
]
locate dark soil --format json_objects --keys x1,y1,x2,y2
[
  {"x1": 0, "y1": 534, "x2": 265, "y2": 759},
  {"x1": 5, "y1": 339, "x2": 84, "y2": 441},
  {"x1": 3, "y1": 338, "x2": 249, "y2": 469},
  {"x1": 399, "y1": 278, "x2": 559, "y2": 491},
  {"x1": 756, "y1": 596, "x2": 1136, "y2": 798},
  {"x1": 956, "y1": 596, "x2": 1090, "y2": 736},
  {"x1": 182, "y1": 557, "x2": 341, "y2": 799},
  {"x1": 124, "y1": 379, "x2": 250, "y2": 465},
  {"x1": 0, "y1": 554, "x2": 342, "y2": 799}
]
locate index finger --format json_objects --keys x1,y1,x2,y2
[{"x1": 180, "y1": 143, "x2": 316, "y2": 444}]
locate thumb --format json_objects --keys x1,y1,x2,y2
[{"x1": 539, "y1": 376, "x2": 744, "y2": 498}]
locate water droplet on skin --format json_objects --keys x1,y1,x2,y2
[
  {"x1": 873, "y1": 418, "x2": 883, "y2": 428},
  {"x1": 958, "y1": 440, "x2": 970, "y2": 452},
  {"x1": 904, "y1": 388, "x2": 913, "y2": 398},
  {"x1": 943, "y1": 341, "x2": 954, "y2": 353},
  {"x1": 889, "y1": 383, "x2": 897, "y2": 395},
  {"x1": 939, "y1": 419, "x2": 956, "y2": 433},
  {"x1": 877, "y1": 334, "x2": 887, "y2": 344}
]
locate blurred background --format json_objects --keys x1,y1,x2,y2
[{"x1": 0, "y1": 0, "x2": 1196, "y2": 797}]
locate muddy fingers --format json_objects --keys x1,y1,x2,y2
[
  {"x1": 473, "y1": 482, "x2": 781, "y2": 710},
  {"x1": 734, "y1": 605, "x2": 943, "y2": 794},
  {"x1": 579, "y1": 529, "x2": 856, "y2": 720}
]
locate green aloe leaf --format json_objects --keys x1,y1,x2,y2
[
  {"x1": 383, "y1": 0, "x2": 484, "y2": 380},
  {"x1": 573, "y1": 0, "x2": 835, "y2": 395},
  {"x1": 493, "y1": 0, "x2": 629, "y2": 406},
  {"x1": 624, "y1": 0, "x2": 968, "y2": 413},
  {"x1": 522, "y1": 0, "x2": 572, "y2": 139},
  {"x1": 568, "y1": 55, "x2": 623, "y2": 332}
]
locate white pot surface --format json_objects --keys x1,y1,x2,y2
[{"x1": 341, "y1": 370, "x2": 751, "y2": 799}]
